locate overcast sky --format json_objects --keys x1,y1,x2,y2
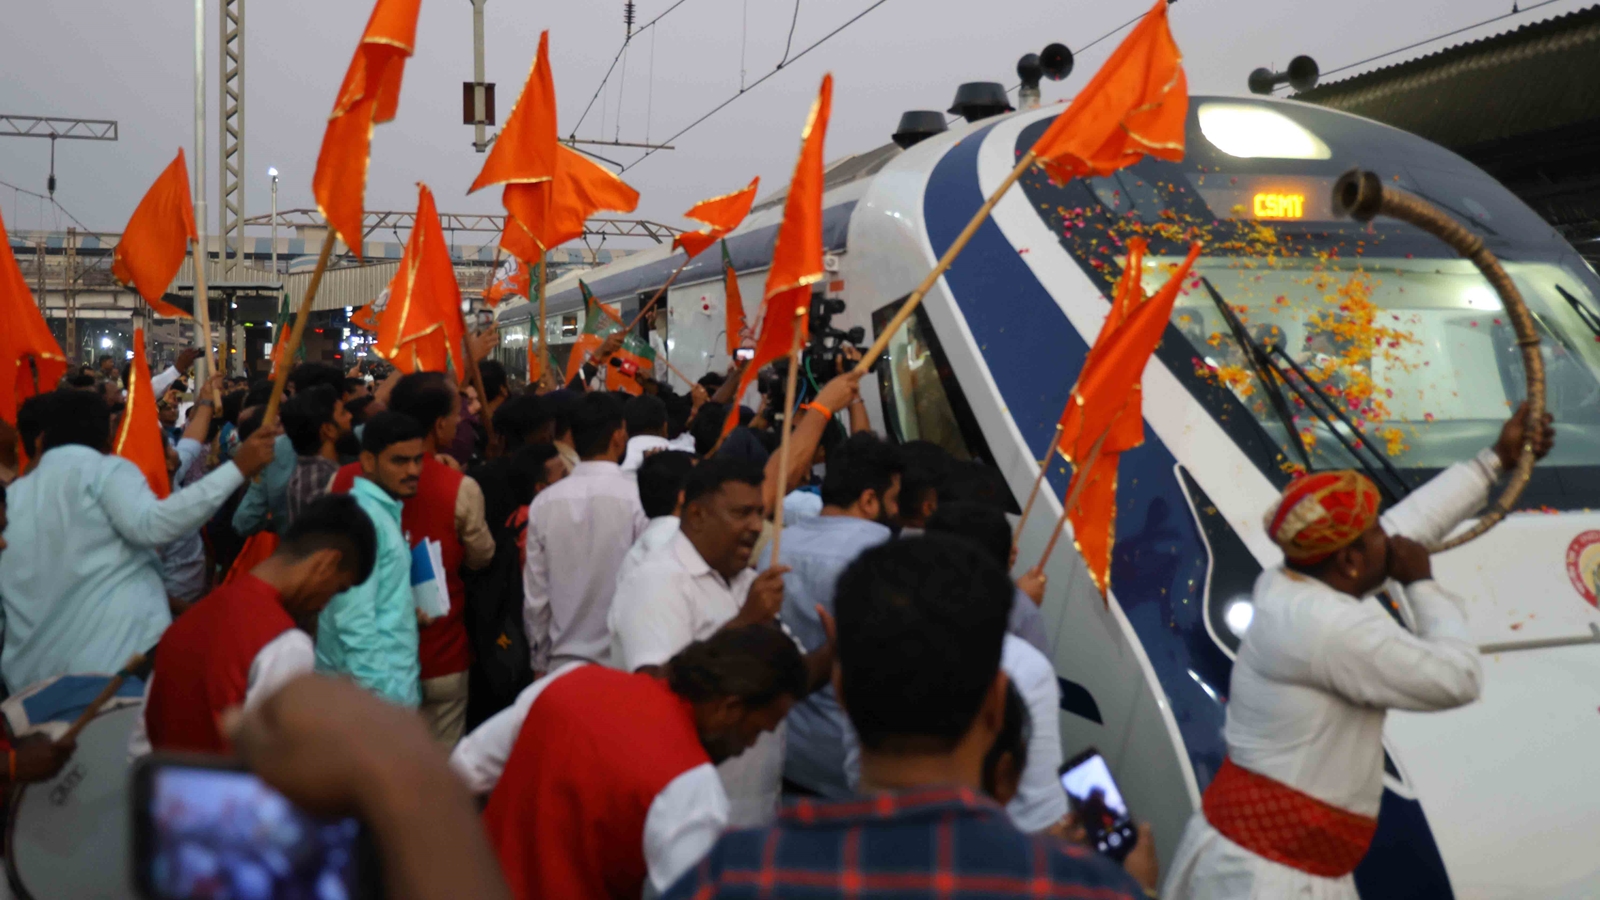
[{"x1": 1, "y1": 0, "x2": 1587, "y2": 247}]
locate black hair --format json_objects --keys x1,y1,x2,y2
[
  {"x1": 819, "y1": 417, "x2": 847, "y2": 459},
  {"x1": 25, "y1": 390, "x2": 111, "y2": 453},
  {"x1": 244, "y1": 382, "x2": 274, "y2": 409},
  {"x1": 820, "y1": 432, "x2": 903, "y2": 509},
  {"x1": 662, "y1": 390, "x2": 693, "y2": 439},
  {"x1": 689, "y1": 403, "x2": 728, "y2": 457},
  {"x1": 65, "y1": 373, "x2": 98, "y2": 389},
  {"x1": 279, "y1": 494, "x2": 378, "y2": 583},
  {"x1": 623, "y1": 394, "x2": 668, "y2": 438},
  {"x1": 220, "y1": 386, "x2": 247, "y2": 426},
  {"x1": 637, "y1": 450, "x2": 697, "y2": 518},
  {"x1": 899, "y1": 440, "x2": 953, "y2": 523},
  {"x1": 505, "y1": 443, "x2": 563, "y2": 506},
  {"x1": 698, "y1": 371, "x2": 726, "y2": 391},
  {"x1": 666, "y1": 623, "x2": 807, "y2": 709},
  {"x1": 926, "y1": 501, "x2": 1011, "y2": 569},
  {"x1": 343, "y1": 394, "x2": 376, "y2": 426},
  {"x1": 387, "y1": 372, "x2": 457, "y2": 436},
  {"x1": 569, "y1": 392, "x2": 625, "y2": 459},
  {"x1": 834, "y1": 535, "x2": 1010, "y2": 752},
  {"x1": 939, "y1": 460, "x2": 1015, "y2": 512},
  {"x1": 281, "y1": 386, "x2": 339, "y2": 456},
  {"x1": 542, "y1": 390, "x2": 579, "y2": 440},
  {"x1": 343, "y1": 377, "x2": 367, "y2": 398},
  {"x1": 479, "y1": 359, "x2": 508, "y2": 401},
  {"x1": 288, "y1": 362, "x2": 347, "y2": 397},
  {"x1": 981, "y1": 681, "x2": 1031, "y2": 802},
  {"x1": 491, "y1": 394, "x2": 551, "y2": 448},
  {"x1": 361, "y1": 411, "x2": 425, "y2": 456},
  {"x1": 681, "y1": 455, "x2": 764, "y2": 508},
  {"x1": 97, "y1": 354, "x2": 113, "y2": 366}
]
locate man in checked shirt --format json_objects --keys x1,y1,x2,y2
[{"x1": 665, "y1": 534, "x2": 1156, "y2": 899}]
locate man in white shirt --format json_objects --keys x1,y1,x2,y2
[
  {"x1": 1164, "y1": 408, "x2": 1554, "y2": 900},
  {"x1": 620, "y1": 394, "x2": 672, "y2": 473},
  {"x1": 523, "y1": 392, "x2": 647, "y2": 672},
  {"x1": 610, "y1": 457, "x2": 817, "y2": 827},
  {"x1": 616, "y1": 450, "x2": 697, "y2": 589},
  {"x1": 450, "y1": 625, "x2": 807, "y2": 899}
]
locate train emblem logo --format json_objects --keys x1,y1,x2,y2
[{"x1": 1563, "y1": 531, "x2": 1600, "y2": 608}]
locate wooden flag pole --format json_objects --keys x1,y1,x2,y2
[
  {"x1": 462, "y1": 334, "x2": 499, "y2": 455},
  {"x1": 1035, "y1": 429, "x2": 1110, "y2": 572},
  {"x1": 1014, "y1": 421, "x2": 1065, "y2": 546},
  {"x1": 261, "y1": 231, "x2": 337, "y2": 429},
  {"x1": 625, "y1": 257, "x2": 691, "y2": 331},
  {"x1": 768, "y1": 312, "x2": 806, "y2": 564},
  {"x1": 537, "y1": 255, "x2": 550, "y2": 384},
  {"x1": 190, "y1": 239, "x2": 223, "y2": 407},
  {"x1": 855, "y1": 150, "x2": 1037, "y2": 375}
]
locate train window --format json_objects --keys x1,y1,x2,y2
[
  {"x1": 871, "y1": 298, "x2": 994, "y2": 465},
  {"x1": 560, "y1": 315, "x2": 578, "y2": 338}
]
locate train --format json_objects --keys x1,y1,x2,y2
[{"x1": 494, "y1": 93, "x2": 1600, "y2": 898}]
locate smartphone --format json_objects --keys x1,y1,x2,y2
[
  {"x1": 131, "y1": 754, "x2": 381, "y2": 900},
  {"x1": 735, "y1": 347, "x2": 755, "y2": 362},
  {"x1": 1059, "y1": 747, "x2": 1138, "y2": 862}
]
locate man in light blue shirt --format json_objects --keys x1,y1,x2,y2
[
  {"x1": 314, "y1": 411, "x2": 423, "y2": 707},
  {"x1": 0, "y1": 389, "x2": 277, "y2": 691},
  {"x1": 762, "y1": 432, "x2": 902, "y2": 798}
]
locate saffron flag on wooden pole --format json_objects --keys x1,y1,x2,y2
[
  {"x1": 1028, "y1": 0, "x2": 1186, "y2": 184},
  {"x1": 722, "y1": 74, "x2": 833, "y2": 437},
  {"x1": 313, "y1": 0, "x2": 421, "y2": 255},
  {"x1": 854, "y1": 0, "x2": 1187, "y2": 375},
  {"x1": 0, "y1": 204, "x2": 67, "y2": 424},
  {"x1": 470, "y1": 31, "x2": 558, "y2": 197},
  {"x1": 722, "y1": 240, "x2": 748, "y2": 358},
  {"x1": 114, "y1": 328, "x2": 172, "y2": 499},
  {"x1": 1040, "y1": 241, "x2": 1202, "y2": 595},
  {"x1": 111, "y1": 149, "x2": 197, "y2": 318},
  {"x1": 538, "y1": 146, "x2": 640, "y2": 249},
  {"x1": 673, "y1": 177, "x2": 760, "y2": 261},
  {"x1": 374, "y1": 184, "x2": 466, "y2": 374}
]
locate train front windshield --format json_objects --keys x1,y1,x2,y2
[{"x1": 1019, "y1": 97, "x2": 1600, "y2": 508}]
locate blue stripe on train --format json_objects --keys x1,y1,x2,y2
[{"x1": 919, "y1": 122, "x2": 1454, "y2": 899}]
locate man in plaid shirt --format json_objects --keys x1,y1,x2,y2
[{"x1": 665, "y1": 535, "x2": 1154, "y2": 899}]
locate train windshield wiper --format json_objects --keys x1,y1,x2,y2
[
  {"x1": 1554, "y1": 283, "x2": 1600, "y2": 337},
  {"x1": 1200, "y1": 277, "x2": 1411, "y2": 501}
]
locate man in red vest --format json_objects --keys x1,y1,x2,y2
[
  {"x1": 138, "y1": 494, "x2": 378, "y2": 753},
  {"x1": 450, "y1": 625, "x2": 807, "y2": 900},
  {"x1": 331, "y1": 372, "x2": 494, "y2": 745}
]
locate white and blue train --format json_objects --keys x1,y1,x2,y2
[{"x1": 496, "y1": 94, "x2": 1600, "y2": 898}]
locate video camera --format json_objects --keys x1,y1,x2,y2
[{"x1": 805, "y1": 295, "x2": 866, "y2": 383}]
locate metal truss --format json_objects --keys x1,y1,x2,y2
[
  {"x1": 0, "y1": 116, "x2": 119, "y2": 140},
  {"x1": 242, "y1": 209, "x2": 682, "y2": 243}
]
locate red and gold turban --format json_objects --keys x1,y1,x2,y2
[{"x1": 1264, "y1": 471, "x2": 1381, "y2": 564}]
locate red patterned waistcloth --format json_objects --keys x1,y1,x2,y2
[{"x1": 1201, "y1": 757, "x2": 1379, "y2": 878}]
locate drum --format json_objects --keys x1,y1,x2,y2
[{"x1": 2, "y1": 674, "x2": 144, "y2": 900}]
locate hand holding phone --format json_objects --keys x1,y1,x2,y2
[{"x1": 1059, "y1": 748, "x2": 1139, "y2": 863}]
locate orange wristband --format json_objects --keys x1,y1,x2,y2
[{"x1": 801, "y1": 401, "x2": 833, "y2": 418}]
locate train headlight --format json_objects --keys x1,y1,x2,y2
[{"x1": 1199, "y1": 103, "x2": 1330, "y2": 160}]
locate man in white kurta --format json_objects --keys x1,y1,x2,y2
[{"x1": 1165, "y1": 407, "x2": 1553, "y2": 900}]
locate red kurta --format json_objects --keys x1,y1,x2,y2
[
  {"x1": 484, "y1": 666, "x2": 710, "y2": 899},
  {"x1": 144, "y1": 574, "x2": 295, "y2": 753},
  {"x1": 332, "y1": 457, "x2": 471, "y2": 678}
]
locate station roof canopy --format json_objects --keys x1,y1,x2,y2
[{"x1": 1296, "y1": 4, "x2": 1600, "y2": 258}]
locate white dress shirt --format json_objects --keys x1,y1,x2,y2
[
  {"x1": 614, "y1": 515, "x2": 682, "y2": 604},
  {"x1": 130, "y1": 630, "x2": 314, "y2": 756},
  {"x1": 1164, "y1": 454, "x2": 1494, "y2": 900},
  {"x1": 522, "y1": 460, "x2": 648, "y2": 669},
  {"x1": 839, "y1": 634, "x2": 1068, "y2": 833},
  {"x1": 621, "y1": 435, "x2": 671, "y2": 472},
  {"x1": 609, "y1": 531, "x2": 785, "y2": 828},
  {"x1": 450, "y1": 663, "x2": 730, "y2": 894}
]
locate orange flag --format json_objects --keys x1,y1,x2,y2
[
  {"x1": 721, "y1": 240, "x2": 747, "y2": 358},
  {"x1": 1029, "y1": 0, "x2": 1186, "y2": 185},
  {"x1": 1056, "y1": 241, "x2": 1201, "y2": 594},
  {"x1": 313, "y1": 0, "x2": 421, "y2": 255},
  {"x1": 723, "y1": 75, "x2": 832, "y2": 436},
  {"x1": 111, "y1": 149, "x2": 197, "y2": 318},
  {"x1": 469, "y1": 31, "x2": 558, "y2": 197},
  {"x1": 114, "y1": 328, "x2": 172, "y2": 499},
  {"x1": 350, "y1": 302, "x2": 380, "y2": 331},
  {"x1": 673, "y1": 177, "x2": 760, "y2": 261},
  {"x1": 501, "y1": 146, "x2": 640, "y2": 256},
  {"x1": 375, "y1": 184, "x2": 466, "y2": 374},
  {"x1": 483, "y1": 256, "x2": 532, "y2": 307},
  {"x1": 0, "y1": 204, "x2": 68, "y2": 425}
]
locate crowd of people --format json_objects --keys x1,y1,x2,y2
[{"x1": 0, "y1": 333, "x2": 1556, "y2": 900}]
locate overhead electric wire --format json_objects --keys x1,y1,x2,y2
[
  {"x1": 1315, "y1": 0, "x2": 1568, "y2": 79},
  {"x1": 779, "y1": 0, "x2": 803, "y2": 67},
  {"x1": 570, "y1": 0, "x2": 695, "y2": 139},
  {"x1": 0, "y1": 177, "x2": 92, "y2": 233},
  {"x1": 620, "y1": 0, "x2": 893, "y2": 173}
]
